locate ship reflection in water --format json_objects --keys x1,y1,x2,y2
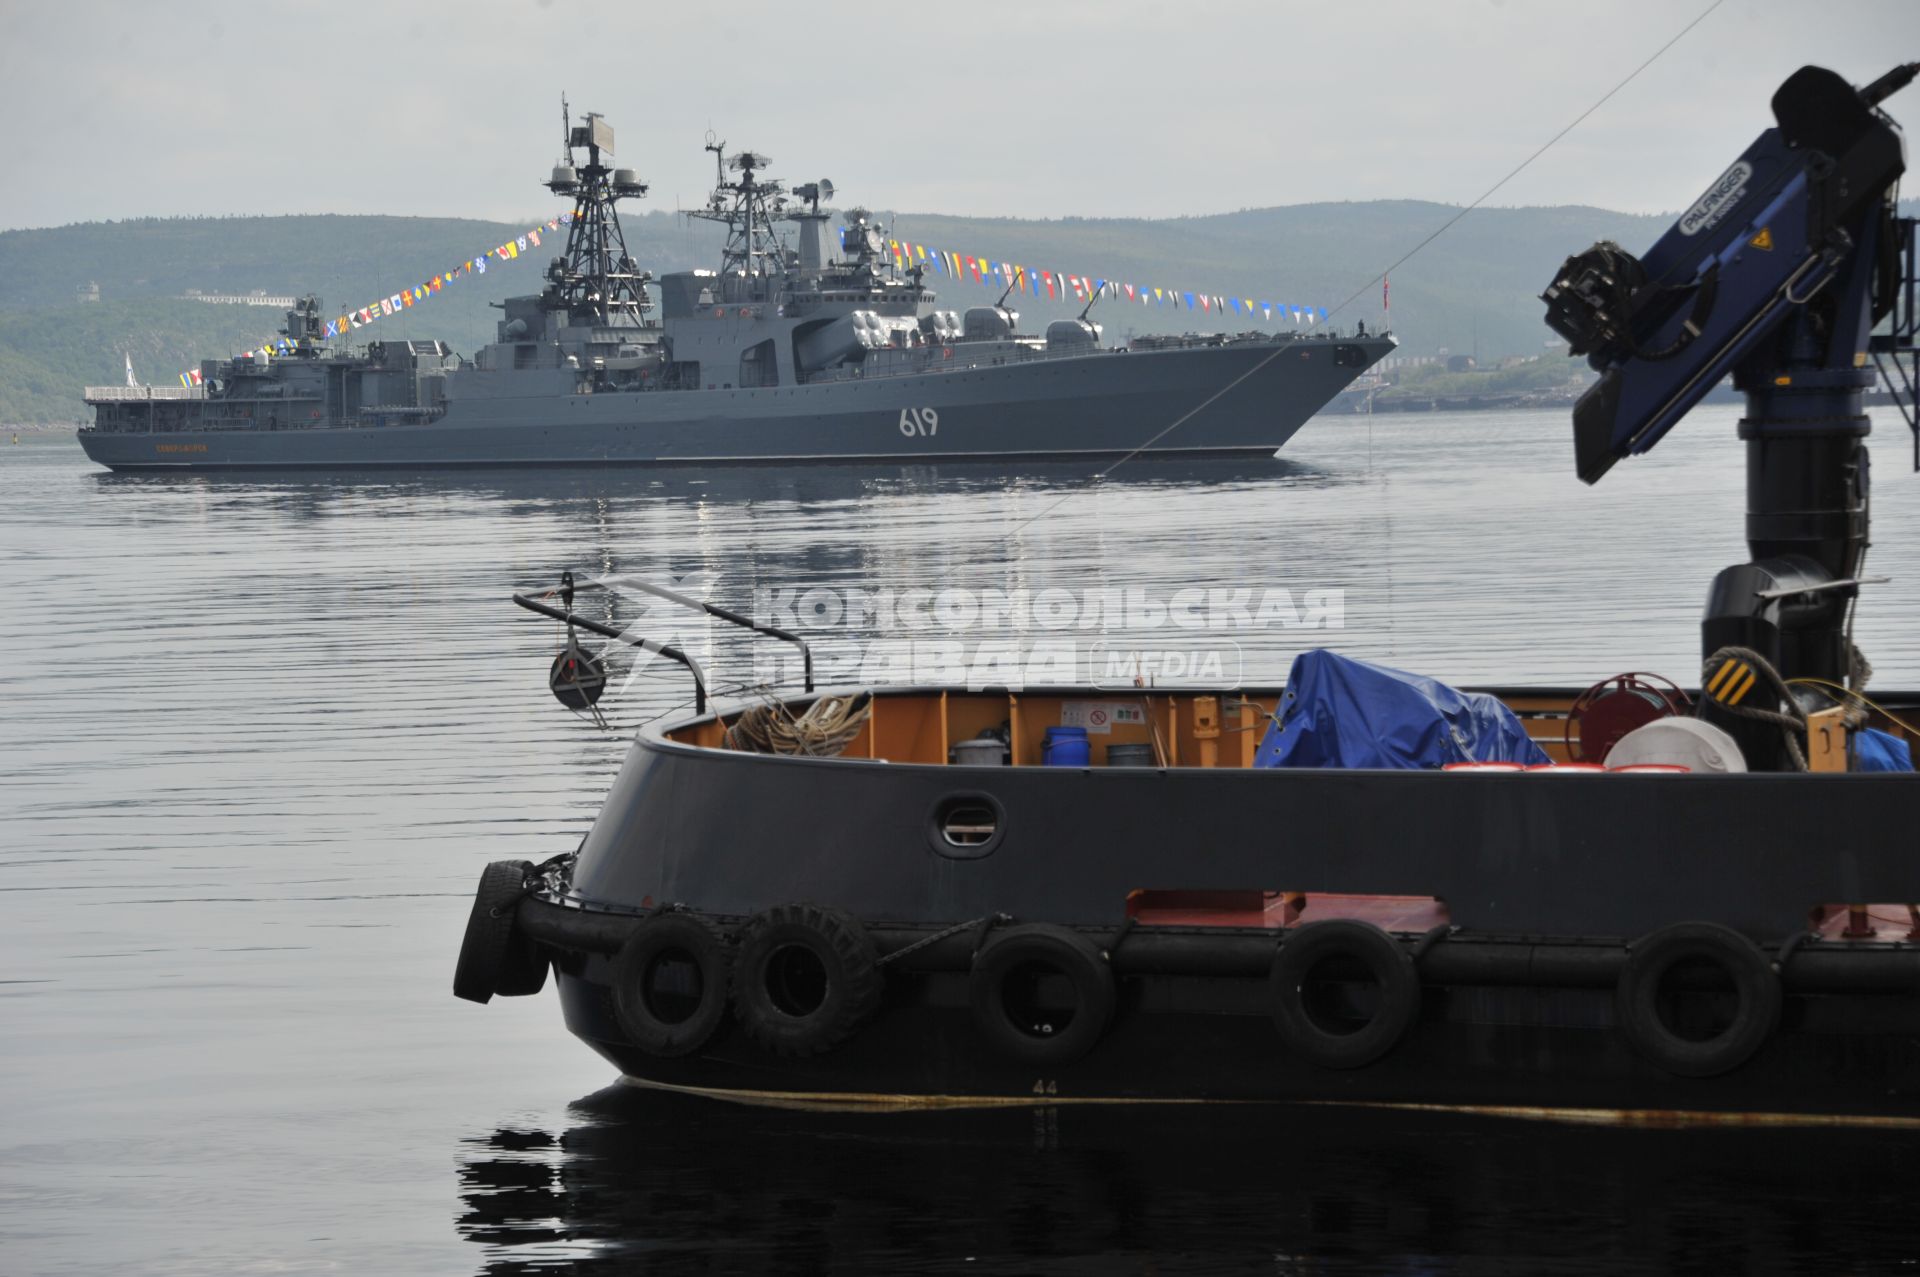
[{"x1": 458, "y1": 1088, "x2": 1920, "y2": 1273}]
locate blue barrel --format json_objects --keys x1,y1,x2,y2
[{"x1": 1042, "y1": 726, "x2": 1091, "y2": 767}]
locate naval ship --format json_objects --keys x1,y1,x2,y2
[{"x1": 80, "y1": 112, "x2": 1396, "y2": 471}]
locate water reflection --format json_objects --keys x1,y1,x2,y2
[
  {"x1": 459, "y1": 1087, "x2": 1920, "y2": 1274},
  {"x1": 69, "y1": 411, "x2": 1920, "y2": 703},
  {"x1": 90, "y1": 456, "x2": 1346, "y2": 515}
]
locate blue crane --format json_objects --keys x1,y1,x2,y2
[{"x1": 1542, "y1": 63, "x2": 1919, "y2": 769}]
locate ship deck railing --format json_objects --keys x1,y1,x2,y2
[{"x1": 83, "y1": 386, "x2": 205, "y2": 403}]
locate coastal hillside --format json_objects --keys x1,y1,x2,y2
[{"x1": 4, "y1": 199, "x2": 1912, "y2": 423}]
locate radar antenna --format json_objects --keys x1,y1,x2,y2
[
  {"x1": 688, "y1": 139, "x2": 791, "y2": 297},
  {"x1": 543, "y1": 107, "x2": 652, "y2": 325}
]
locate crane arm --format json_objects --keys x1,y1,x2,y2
[{"x1": 1542, "y1": 63, "x2": 1915, "y2": 484}]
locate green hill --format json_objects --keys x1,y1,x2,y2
[{"x1": 4, "y1": 199, "x2": 1912, "y2": 423}]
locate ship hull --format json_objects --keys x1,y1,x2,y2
[
  {"x1": 78, "y1": 338, "x2": 1392, "y2": 471},
  {"x1": 550, "y1": 967, "x2": 1920, "y2": 1122}
]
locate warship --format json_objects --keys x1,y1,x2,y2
[{"x1": 79, "y1": 112, "x2": 1395, "y2": 472}]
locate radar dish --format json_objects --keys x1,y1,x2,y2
[
  {"x1": 728, "y1": 151, "x2": 772, "y2": 172},
  {"x1": 819, "y1": 179, "x2": 835, "y2": 201}
]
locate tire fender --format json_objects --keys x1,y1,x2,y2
[
  {"x1": 730, "y1": 904, "x2": 884, "y2": 1057},
  {"x1": 453, "y1": 859, "x2": 548, "y2": 1004},
  {"x1": 1269, "y1": 919, "x2": 1420, "y2": 1069},
  {"x1": 611, "y1": 912, "x2": 731, "y2": 1058},
  {"x1": 1616, "y1": 921, "x2": 1780, "y2": 1077},
  {"x1": 969, "y1": 924, "x2": 1115, "y2": 1067}
]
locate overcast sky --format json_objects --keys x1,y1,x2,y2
[{"x1": 0, "y1": 0, "x2": 1912, "y2": 233}]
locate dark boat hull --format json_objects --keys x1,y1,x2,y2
[{"x1": 548, "y1": 961, "x2": 1920, "y2": 1121}]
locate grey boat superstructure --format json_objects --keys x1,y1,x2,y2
[{"x1": 81, "y1": 111, "x2": 1395, "y2": 471}]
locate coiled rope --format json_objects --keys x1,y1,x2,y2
[{"x1": 724, "y1": 690, "x2": 873, "y2": 756}]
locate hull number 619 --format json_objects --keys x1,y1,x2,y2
[{"x1": 899, "y1": 408, "x2": 939, "y2": 437}]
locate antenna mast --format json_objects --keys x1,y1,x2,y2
[
  {"x1": 544, "y1": 105, "x2": 652, "y2": 325},
  {"x1": 688, "y1": 142, "x2": 791, "y2": 299}
]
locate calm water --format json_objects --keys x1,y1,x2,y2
[{"x1": 3, "y1": 411, "x2": 1918, "y2": 1275}]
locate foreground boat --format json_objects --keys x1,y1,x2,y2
[
  {"x1": 455, "y1": 63, "x2": 1920, "y2": 1121},
  {"x1": 462, "y1": 678, "x2": 1917, "y2": 1120},
  {"x1": 78, "y1": 112, "x2": 1391, "y2": 472}
]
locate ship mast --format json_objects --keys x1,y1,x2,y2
[
  {"x1": 687, "y1": 137, "x2": 791, "y2": 300},
  {"x1": 544, "y1": 103, "x2": 652, "y2": 324}
]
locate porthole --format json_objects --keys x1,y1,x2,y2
[{"x1": 929, "y1": 793, "x2": 1004, "y2": 859}]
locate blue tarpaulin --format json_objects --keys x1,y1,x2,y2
[
  {"x1": 1254, "y1": 650, "x2": 1551, "y2": 770},
  {"x1": 1853, "y1": 727, "x2": 1914, "y2": 772}
]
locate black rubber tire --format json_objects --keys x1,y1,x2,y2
[
  {"x1": 730, "y1": 904, "x2": 884, "y2": 1057},
  {"x1": 610, "y1": 913, "x2": 731, "y2": 1058},
  {"x1": 452, "y1": 860, "x2": 548, "y2": 1004},
  {"x1": 1616, "y1": 922, "x2": 1780, "y2": 1077},
  {"x1": 969, "y1": 924, "x2": 1115, "y2": 1067},
  {"x1": 1269, "y1": 920, "x2": 1420, "y2": 1069}
]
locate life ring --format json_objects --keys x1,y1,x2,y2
[
  {"x1": 452, "y1": 859, "x2": 548, "y2": 1004},
  {"x1": 1269, "y1": 919, "x2": 1420, "y2": 1069},
  {"x1": 729, "y1": 903, "x2": 883, "y2": 1056},
  {"x1": 1616, "y1": 922, "x2": 1779, "y2": 1077},
  {"x1": 969, "y1": 924, "x2": 1114, "y2": 1066},
  {"x1": 610, "y1": 913, "x2": 731, "y2": 1057}
]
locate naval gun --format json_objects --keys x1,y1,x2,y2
[{"x1": 1541, "y1": 63, "x2": 1919, "y2": 769}]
